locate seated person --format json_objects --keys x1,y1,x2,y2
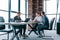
[
  {"x1": 13, "y1": 12, "x2": 28, "y2": 39},
  {"x1": 33, "y1": 12, "x2": 45, "y2": 38},
  {"x1": 41, "y1": 11, "x2": 49, "y2": 28},
  {"x1": 40, "y1": 11, "x2": 49, "y2": 36}
]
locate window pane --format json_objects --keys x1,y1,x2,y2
[
  {"x1": 0, "y1": 0, "x2": 8, "y2": 10},
  {"x1": 0, "y1": 11, "x2": 8, "y2": 22},
  {"x1": 11, "y1": 0, "x2": 18, "y2": 11},
  {"x1": 20, "y1": 0, "x2": 25, "y2": 20},
  {"x1": 20, "y1": 0, "x2": 25, "y2": 14},
  {"x1": 46, "y1": 15, "x2": 56, "y2": 22},
  {"x1": 57, "y1": 0, "x2": 60, "y2": 22},
  {"x1": 57, "y1": 15, "x2": 59, "y2": 22},
  {"x1": 10, "y1": 13, "x2": 17, "y2": 19},
  {"x1": 58, "y1": 0, "x2": 60, "y2": 13},
  {"x1": 20, "y1": 14, "x2": 25, "y2": 21},
  {"x1": 46, "y1": 0, "x2": 57, "y2": 14}
]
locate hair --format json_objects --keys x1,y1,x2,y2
[
  {"x1": 17, "y1": 12, "x2": 20, "y2": 14},
  {"x1": 41, "y1": 11, "x2": 45, "y2": 15},
  {"x1": 36, "y1": 11, "x2": 41, "y2": 16}
]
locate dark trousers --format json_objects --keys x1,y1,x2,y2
[
  {"x1": 20, "y1": 25, "x2": 26, "y2": 35},
  {"x1": 12, "y1": 25, "x2": 21, "y2": 40},
  {"x1": 12, "y1": 25, "x2": 26, "y2": 40},
  {"x1": 37, "y1": 24, "x2": 44, "y2": 35},
  {"x1": 13, "y1": 25, "x2": 26, "y2": 35}
]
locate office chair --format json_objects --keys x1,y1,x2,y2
[{"x1": 0, "y1": 17, "x2": 13, "y2": 40}]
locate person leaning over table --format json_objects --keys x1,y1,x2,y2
[
  {"x1": 33, "y1": 11, "x2": 45, "y2": 38},
  {"x1": 13, "y1": 12, "x2": 28, "y2": 39}
]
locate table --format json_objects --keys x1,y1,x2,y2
[
  {"x1": 0, "y1": 22, "x2": 38, "y2": 40},
  {"x1": 0, "y1": 21, "x2": 38, "y2": 25}
]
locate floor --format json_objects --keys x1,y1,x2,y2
[{"x1": 0, "y1": 30, "x2": 60, "y2": 40}]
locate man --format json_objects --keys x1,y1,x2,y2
[
  {"x1": 40, "y1": 11, "x2": 49, "y2": 37},
  {"x1": 14, "y1": 12, "x2": 27, "y2": 39},
  {"x1": 41, "y1": 11, "x2": 49, "y2": 28}
]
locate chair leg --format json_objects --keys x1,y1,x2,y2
[
  {"x1": 7, "y1": 33, "x2": 9, "y2": 40},
  {"x1": 11, "y1": 33, "x2": 20, "y2": 40},
  {"x1": 28, "y1": 30, "x2": 32, "y2": 35},
  {"x1": 33, "y1": 31, "x2": 38, "y2": 35},
  {"x1": 11, "y1": 29, "x2": 16, "y2": 40},
  {"x1": 11, "y1": 30, "x2": 20, "y2": 40}
]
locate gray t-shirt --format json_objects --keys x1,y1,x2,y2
[{"x1": 33, "y1": 16, "x2": 44, "y2": 25}]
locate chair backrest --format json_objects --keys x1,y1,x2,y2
[
  {"x1": 0, "y1": 17, "x2": 5, "y2": 30},
  {"x1": 49, "y1": 18, "x2": 55, "y2": 30},
  {"x1": 0, "y1": 17, "x2": 4, "y2": 22}
]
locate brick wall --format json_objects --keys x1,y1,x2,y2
[
  {"x1": 28, "y1": 0, "x2": 43, "y2": 19},
  {"x1": 28, "y1": 0, "x2": 32, "y2": 19}
]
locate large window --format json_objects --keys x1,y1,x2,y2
[
  {"x1": 0, "y1": 0, "x2": 27, "y2": 29},
  {"x1": 0, "y1": 11, "x2": 8, "y2": 22},
  {"x1": 0, "y1": 0, "x2": 8, "y2": 10},
  {"x1": 44, "y1": 0, "x2": 57, "y2": 21},
  {"x1": 0, "y1": 0, "x2": 26, "y2": 22},
  {"x1": 11, "y1": 0, "x2": 18, "y2": 20},
  {"x1": 58, "y1": 0, "x2": 60, "y2": 13},
  {"x1": 11, "y1": 0, "x2": 25, "y2": 21},
  {"x1": 11, "y1": 0, "x2": 18, "y2": 12},
  {"x1": 20, "y1": 0, "x2": 25, "y2": 20},
  {"x1": 0, "y1": 0, "x2": 8, "y2": 22}
]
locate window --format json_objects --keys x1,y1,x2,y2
[
  {"x1": 10, "y1": 13, "x2": 17, "y2": 19},
  {"x1": 46, "y1": 0, "x2": 57, "y2": 14},
  {"x1": 11, "y1": 0, "x2": 18, "y2": 12},
  {"x1": 0, "y1": 0, "x2": 8, "y2": 10},
  {"x1": 20, "y1": 0, "x2": 25, "y2": 20},
  {"x1": 0, "y1": 0, "x2": 8, "y2": 22},
  {"x1": 44, "y1": 0, "x2": 57, "y2": 21},
  {"x1": 11, "y1": 0, "x2": 26, "y2": 21},
  {"x1": 58, "y1": 0, "x2": 60, "y2": 13},
  {"x1": 0, "y1": 0, "x2": 27, "y2": 22},
  {"x1": 0, "y1": 11, "x2": 8, "y2": 22},
  {"x1": 10, "y1": 13, "x2": 25, "y2": 21}
]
